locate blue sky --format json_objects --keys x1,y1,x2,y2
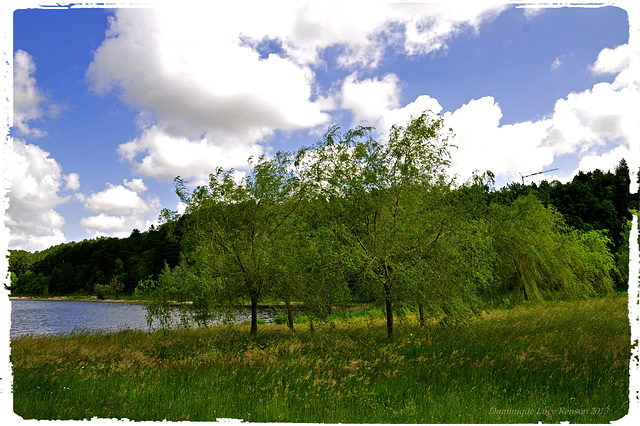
[{"x1": 2, "y1": 1, "x2": 638, "y2": 252}]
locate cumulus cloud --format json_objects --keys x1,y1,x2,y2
[
  {"x1": 543, "y1": 81, "x2": 631, "y2": 156},
  {"x1": 124, "y1": 178, "x2": 147, "y2": 193},
  {"x1": 367, "y1": 38, "x2": 637, "y2": 187},
  {"x1": 340, "y1": 73, "x2": 401, "y2": 124},
  {"x1": 439, "y1": 63, "x2": 636, "y2": 184},
  {"x1": 441, "y1": 97, "x2": 554, "y2": 181},
  {"x1": 6, "y1": 51, "x2": 78, "y2": 251},
  {"x1": 117, "y1": 125, "x2": 265, "y2": 184},
  {"x1": 87, "y1": 7, "x2": 330, "y2": 140},
  {"x1": 13, "y1": 50, "x2": 63, "y2": 138},
  {"x1": 86, "y1": 3, "x2": 507, "y2": 182},
  {"x1": 400, "y1": 2, "x2": 506, "y2": 56},
  {"x1": 234, "y1": 1, "x2": 507, "y2": 68},
  {"x1": 576, "y1": 145, "x2": 634, "y2": 176},
  {"x1": 81, "y1": 179, "x2": 161, "y2": 238},
  {"x1": 376, "y1": 94, "x2": 444, "y2": 135},
  {"x1": 5, "y1": 140, "x2": 72, "y2": 251},
  {"x1": 13, "y1": 50, "x2": 48, "y2": 138},
  {"x1": 64, "y1": 173, "x2": 80, "y2": 191},
  {"x1": 590, "y1": 43, "x2": 631, "y2": 75}
]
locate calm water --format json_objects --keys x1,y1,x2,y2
[{"x1": 10, "y1": 300, "x2": 278, "y2": 338}]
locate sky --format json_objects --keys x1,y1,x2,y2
[{"x1": 2, "y1": 0, "x2": 639, "y2": 253}]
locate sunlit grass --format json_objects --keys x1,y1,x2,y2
[{"x1": 12, "y1": 295, "x2": 630, "y2": 422}]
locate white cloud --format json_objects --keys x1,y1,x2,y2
[
  {"x1": 378, "y1": 95, "x2": 444, "y2": 135},
  {"x1": 575, "y1": 145, "x2": 633, "y2": 176},
  {"x1": 543, "y1": 80, "x2": 631, "y2": 156},
  {"x1": 86, "y1": 3, "x2": 508, "y2": 180},
  {"x1": 12, "y1": 50, "x2": 47, "y2": 138},
  {"x1": 439, "y1": 68, "x2": 636, "y2": 184},
  {"x1": 234, "y1": 1, "x2": 507, "y2": 68},
  {"x1": 543, "y1": 44, "x2": 637, "y2": 168},
  {"x1": 374, "y1": 74, "x2": 635, "y2": 187},
  {"x1": 64, "y1": 173, "x2": 80, "y2": 191},
  {"x1": 441, "y1": 97, "x2": 554, "y2": 182},
  {"x1": 550, "y1": 55, "x2": 564, "y2": 71},
  {"x1": 401, "y1": 2, "x2": 507, "y2": 56},
  {"x1": 340, "y1": 73, "x2": 401, "y2": 124},
  {"x1": 87, "y1": 7, "x2": 330, "y2": 141},
  {"x1": 117, "y1": 125, "x2": 265, "y2": 184},
  {"x1": 371, "y1": 36, "x2": 639, "y2": 188},
  {"x1": 81, "y1": 179, "x2": 161, "y2": 238},
  {"x1": 590, "y1": 43, "x2": 631, "y2": 75},
  {"x1": 5, "y1": 139, "x2": 71, "y2": 251},
  {"x1": 80, "y1": 214, "x2": 127, "y2": 234},
  {"x1": 124, "y1": 178, "x2": 147, "y2": 193},
  {"x1": 84, "y1": 184, "x2": 149, "y2": 215},
  {"x1": 6, "y1": 51, "x2": 75, "y2": 251}
]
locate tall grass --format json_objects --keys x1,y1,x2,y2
[{"x1": 12, "y1": 295, "x2": 630, "y2": 422}]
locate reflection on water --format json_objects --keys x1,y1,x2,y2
[{"x1": 10, "y1": 300, "x2": 279, "y2": 338}]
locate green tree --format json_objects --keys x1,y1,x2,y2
[
  {"x1": 488, "y1": 194, "x2": 613, "y2": 303},
  {"x1": 155, "y1": 150, "x2": 307, "y2": 336},
  {"x1": 303, "y1": 112, "x2": 488, "y2": 340}
]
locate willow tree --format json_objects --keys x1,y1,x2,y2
[
  {"x1": 159, "y1": 150, "x2": 307, "y2": 336},
  {"x1": 489, "y1": 194, "x2": 614, "y2": 302},
  {"x1": 303, "y1": 111, "x2": 489, "y2": 340}
]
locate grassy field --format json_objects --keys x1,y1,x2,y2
[{"x1": 11, "y1": 294, "x2": 630, "y2": 423}]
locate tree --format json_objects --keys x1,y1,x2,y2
[
  {"x1": 488, "y1": 194, "x2": 614, "y2": 303},
  {"x1": 154, "y1": 150, "x2": 307, "y2": 336},
  {"x1": 109, "y1": 258, "x2": 126, "y2": 300},
  {"x1": 303, "y1": 111, "x2": 488, "y2": 340}
]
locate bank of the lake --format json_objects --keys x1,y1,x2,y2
[
  {"x1": 10, "y1": 299, "x2": 286, "y2": 338},
  {"x1": 9, "y1": 296, "x2": 145, "y2": 303},
  {"x1": 12, "y1": 295, "x2": 630, "y2": 423}
]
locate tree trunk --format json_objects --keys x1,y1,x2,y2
[
  {"x1": 385, "y1": 297, "x2": 394, "y2": 341},
  {"x1": 384, "y1": 264, "x2": 394, "y2": 341},
  {"x1": 250, "y1": 296, "x2": 258, "y2": 336},
  {"x1": 285, "y1": 296, "x2": 294, "y2": 331},
  {"x1": 418, "y1": 302, "x2": 425, "y2": 327},
  {"x1": 521, "y1": 271, "x2": 530, "y2": 301}
]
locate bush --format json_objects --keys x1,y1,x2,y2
[
  {"x1": 93, "y1": 284, "x2": 110, "y2": 300},
  {"x1": 273, "y1": 314, "x2": 287, "y2": 325},
  {"x1": 293, "y1": 315, "x2": 309, "y2": 324}
]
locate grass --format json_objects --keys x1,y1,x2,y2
[{"x1": 11, "y1": 295, "x2": 630, "y2": 422}]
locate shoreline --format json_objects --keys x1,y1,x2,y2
[
  {"x1": 9, "y1": 296, "x2": 145, "y2": 304},
  {"x1": 7, "y1": 296, "x2": 306, "y2": 309}
]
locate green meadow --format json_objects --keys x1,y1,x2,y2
[{"x1": 12, "y1": 294, "x2": 630, "y2": 423}]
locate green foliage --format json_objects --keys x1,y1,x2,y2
[
  {"x1": 300, "y1": 111, "x2": 473, "y2": 340},
  {"x1": 8, "y1": 223, "x2": 184, "y2": 297},
  {"x1": 490, "y1": 159, "x2": 635, "y2": 264},
  {"x1": 488, "y1": 194, "x2": 614, "y2": 304},
  {"x1": 9, "y1": 116, "x2": 634, "y2": 346},
  {"x1": 135, "y1": 259, "x2": 221, "y2": 330},
  {"x1": 135, "y1": 112, "x2": 630, "y2": 339},
  {"x1": 614, "y1": 219, "x2": 631, "y2": 289},
  {"x1": 93, "y1": 284, "x2": 110, "y2": 300}
]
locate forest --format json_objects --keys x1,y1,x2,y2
[{"x1": 7, "y1": 112, "x2": 637, "y2": 340}]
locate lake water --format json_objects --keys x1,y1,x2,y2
[{"x1": 10, "y1": 300, "x2": 279, "y2": 338}]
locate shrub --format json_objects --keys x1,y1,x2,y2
[{"x1": 93, "y1": 284, "x2": 110, "y2": 300}]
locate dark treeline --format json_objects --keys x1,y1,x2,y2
[
  {"x1": 8, "y1": 223, "x2": 184, "y2": 298},
  {"x1": 7, "y1": 112, "x2": 638, "y2": 339}
]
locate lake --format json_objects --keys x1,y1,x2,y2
[{"x1": 10, "y1": 300, "x2": 279, "y2": 338}]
